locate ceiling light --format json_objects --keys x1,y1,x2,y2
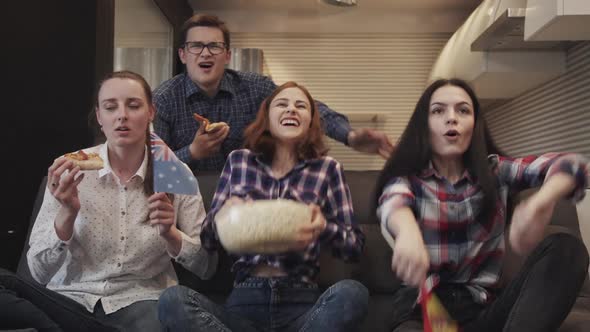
[{"x1": 322, "y1": 0, "x2": 357, "y2": 7}]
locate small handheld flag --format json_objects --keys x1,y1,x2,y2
[
  {"x1": 150, "y1": 132, "x2": 199, "y2": 195},
  {"x1": 420, "y1": 277, "x2": 458, "y2": 332}
]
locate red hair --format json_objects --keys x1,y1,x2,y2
[{"x1": 244, "y1": 81, "x2": 328, "y2": 160}]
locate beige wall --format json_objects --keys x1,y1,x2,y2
[
  {"x1": 232, "y1": 32, "x2": 450, "y2": 170},
  {"x1": 196, "y1": 8, "x2": 469, "y2": 169}
]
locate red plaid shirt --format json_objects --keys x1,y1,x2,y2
[
  {"x1": 378, "y1": 153, "x2": 588, "y2": 303},
  {"x1": 201, "y1": 149, "x2": 365, "y2": 283}
]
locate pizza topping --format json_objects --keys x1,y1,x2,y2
[
  {"x1": 65, "y1": 150, "x2": 89, "y2": 161},
  {"x1": 78, "y1": 150, "x2": 88, "y2": 160},
  {"x1": 193, "y1": 113, "x2": 228, "y2": 133},
  {"x1": 193, "y1": 113, "x2": 210, "y2": 128}
]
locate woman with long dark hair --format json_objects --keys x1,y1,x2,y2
[{"x1": 375, "y1": 78, "x2": 589, "y2": 331}]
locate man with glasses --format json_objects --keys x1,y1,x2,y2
[{"x1": 153, "y1": 14, "x2": 395, "y2": 172}]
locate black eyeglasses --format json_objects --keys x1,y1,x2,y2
[{"x1": 183, "y1": 41, "x2": 227, "y2": 55}]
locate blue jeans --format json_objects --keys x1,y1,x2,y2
[
  {"x1": 94, "y1": 299, "x2": 161, "y2": 332},
  {"x1": 391, "y1": 233, "x2": 589, "y2": 332},
  {"x1": 158, "y1": 277, "x2": 368, "y2": 332}
]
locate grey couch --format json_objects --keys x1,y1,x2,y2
[{"x1": 17, "y1": 171, "x2": 590, "y2": 331}]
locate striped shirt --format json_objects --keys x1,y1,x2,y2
[
  {"x1": 153, "y1": 70, "x2": 352, "y2": 172},
  {"x1": 378, "y1": 153, "x2": 588, "y2": 303},
  {"x1": 201, "y1": 149, "x2": 365, "y2": 283}
]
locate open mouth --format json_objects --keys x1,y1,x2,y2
[
  {"x1": 444, "y1": 129, "x2": 459, "y2": 137},
  {"x1": 115, "y1": 126, "x2": 130, "y2": 132},
  {"x1": 280, "y1": 118, "x2": 300, "y2": 127},
  {"x1": 198, "y1": 62, "x2": 213, "y2": 69}
]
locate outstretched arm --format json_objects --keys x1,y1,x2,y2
[
  {"x1": 316, "y1": 101, "x2": 395, "y2": 159},
  {"x1": 501, "y1": 153, "x2": 589, "y2": 255},
  {"x1": 378, "y1": 177, "x2": 429, "y2": 287}
]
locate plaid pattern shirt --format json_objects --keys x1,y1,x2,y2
[
  {"x1": 378, "y1": 153, "x2": 588, "y2": 303},
  {"x1": 201, "y1": 149, "x2": 365, "y2": 283},
  {"x1": 153, "y1": 70, "x2": 352, "y2": 172}
]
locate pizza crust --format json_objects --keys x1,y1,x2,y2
[
  {"x1": 71, "y1": 158, "x2": 104, "y2": 170},
  {"x1": 205, "y1": 121, "x2": 228, "y2": 133}
]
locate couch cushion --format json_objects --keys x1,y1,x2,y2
[
  {"x1": 353, "y1": 224, "x2": 401, "y2": 292},
  {"x1": 345, "y1": 170, "x2": 381, "y2": 225},
  {"x1": 196, "y1": 171, "x2": 222, "y2": 211}
]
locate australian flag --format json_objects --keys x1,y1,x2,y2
[{"x1": 150, "y1": 132, "x2": 199, "y2": 195}]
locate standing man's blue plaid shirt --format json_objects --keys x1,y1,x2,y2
[
  {"x1": 377, "y1": 152, "x2": 588, "y2": 303},
  {"x1": 201, "y1": 149, "x2": 365, "y2": 283},
  {"x1": 153, "y1": 70, "x2": 352, "y2": 172}
]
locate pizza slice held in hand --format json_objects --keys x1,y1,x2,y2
[
  {"x1": 63, "y1": 150, "x2": 104, "y2": 170},
  {"x1": 193, "y1": 113, "x2": 229, "y2": 133}
]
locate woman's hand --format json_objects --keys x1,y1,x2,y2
[
  {"x1": 148, "y1": 192, "x2": 177, "y2": 236},
  {"x1": 48, "y1": 157, "x2": 84, "y2": 214},
  {"x1": 391, "y1": 221, "x2": 430, "y2": 287},
  {"x1": 287, "y1": 204, "x2": 327, "y2": 251},
  {"x1": 48, "y1": 157, "x2": 85, "y2": 240},
  {"x1": 149, "y1": 192, "x2": 183, "y2": 256}
]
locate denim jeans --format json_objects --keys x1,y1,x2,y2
[
  {"x1": 158, "y1": 277, "x2": 369, "y2": 332},
  {"x1": 94, "y1": 299, "x2": 161, "y2": 332},
  {"x1": 0, "y1": 269, "x2": 163, "y2": 332},
  {"x1": 391, "y1": 233, "x2": 589, "y2": 332}
]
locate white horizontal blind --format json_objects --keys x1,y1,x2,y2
[
  {"x1": 232, "y1": 33, "x2": 450, "y2": 170},
  {"x1": 486, "y1": 42, "x2": 590, "y2": 159}
]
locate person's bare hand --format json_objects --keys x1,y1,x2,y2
[
  {"x1": 287, "y1": 204, "x2": 327, "y2": 251},
  {"x1": 189, "y1": 122, "x2": 230, "y2": 160},
  {"x1": 391, "y1": 225, "x2": 429, "y2": 287},
  {"x1": 148, "y1": 192, "x2": 176, "y2": 236},
  {"x1": 48, "y1": 157, "x2": 84, "y2": 213},
  {"x1": 347, "y1": 128, "x2": 396, "y2": 159}
]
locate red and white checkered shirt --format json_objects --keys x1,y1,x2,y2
[{"x1": 378, "y1": 153, "x2": 588, "y2": 303}]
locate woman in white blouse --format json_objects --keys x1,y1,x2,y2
[{"x1": 1, "y1": 70, "x2": 216, "y2": 332}]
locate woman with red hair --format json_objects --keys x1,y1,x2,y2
[{"x1": 159, "y1": 81, "x2": 368, "y2": 332}]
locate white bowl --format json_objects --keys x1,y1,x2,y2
[{"x1": 215, "y1": 199, "x2": 312, "y2": 254}]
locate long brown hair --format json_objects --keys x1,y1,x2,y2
[
  {"x1": 243, "y1": 81, "x2": 328, "y2": 160},
  {"x1": 89, "y1": 70, "x2": 155, "y2": 195}
]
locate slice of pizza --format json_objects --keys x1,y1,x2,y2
[
  {"x1": 193, "y1": 113, "x2": 228, "y2": 133},
  {"x1": 63, "y1": 150, "x2": 104, "y2": 170}
]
